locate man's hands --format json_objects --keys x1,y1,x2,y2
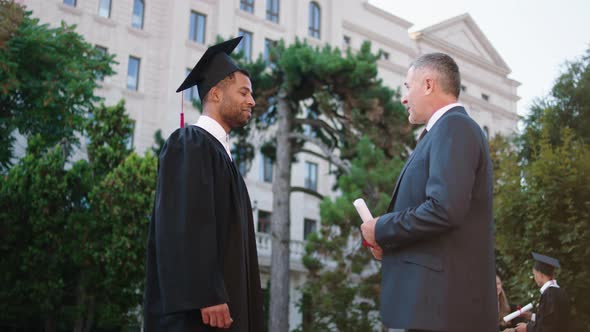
[
  {"x1": 515, "y1": 323, "x2": 527, "y2": 332},
  {"x1": 360, "y1": 217, "x2": 383, "y2": 260},
  {"x1": 201, "y1": 303, "x2": 233, "y2": 328}
]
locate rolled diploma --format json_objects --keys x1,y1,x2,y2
[
  {"x1": 353, "y1": 198, "x2": 374, "y2": 222},
  {"x1": 503, "y1": 303, "x2": 533, "y2": 322}
]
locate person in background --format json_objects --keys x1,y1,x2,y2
[
  {"x1": 498, "y1": 273, "x2": 527, "y2": 331},
  {"x1": 513, "y1": 253, "x2": 570, "y2": 332}
]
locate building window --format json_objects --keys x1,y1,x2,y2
[
  {"x1": 184, "y1": 68, "x2": 199, "y2": 102},
  {"x1": 304, "y1": 161, "x2": 318, "y2": 191},
  {"x1": 481, "y1": 93, "x2": 490, "y2": 101},
  {"x1": 263, "y1": 38, "x2": 276, "y2": 63},
  {"x1": 98, "y1": 0, "x2": 111, "y2": 18},
  {"x1": 483, "y1": 125, "x2": 490, "y2": 139},
  {"x1": 189, "y1": 11, "x2": 206, "y2": 44},
  {"x1": 240, "y1": 0, "x2": 254, "y2": 13},
  {"x1": 308, "y1": 2, "x2": 321, "y2": 39},
  {"x1": 261, "y1": 154, "x2": 273, "y2": 183},
  {"x1": 127, "y1": 56, "x2": 141, "y2": 91},
  {"x1": 301, "y1": 293, "x2": 313, "y2": 330},
  {"x1": 95, "y1": 45, "x2": 108, "y2": 81},
  {"x1": 258, "y1": 210, "x2": 272, "y2": 233},
  {"x1": 303, "y1": 218, "x2": 317, "y2": 240},
  {"x1": 380, "y1": 51, "x2": 390, "y2": 60},
  {"x1": 132, "y1": 0, "x2": 144, "y2": 29},
  {"x1": 303, "y1": 108, "x2": 317, "y2": 137},
  {"x1": 461, "y1": 84, "x2": 467, "y2": 92},
  {"x1": 63, "y1": 0, "x2": 76, "y2": 7},
  {"x1": 266, "y1": 0, "x2": 279, "y2": 23},
  {"x1": 343, "y1": 35, "x2": 351, "y2": 48},
  {"x1": 125, "y1": 121, "x2": 135, "y2": 150},
  {"x1": 238, "y1": 29, "x2": 253, "y2": 62}
]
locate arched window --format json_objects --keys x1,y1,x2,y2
[
  {"x1": 132, "y1": 0, "x2": 145, "y2": 29},
  {"x1": 308, "y1": 2, "x2": 320, "y2": 39}
]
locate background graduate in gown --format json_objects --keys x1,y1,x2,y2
[
  {"x1": 143, "y1": 37, "x2": 264, "y2": 331},
  {"x1": 513, "y1": 253, "x2": 570, "y2": 332}
]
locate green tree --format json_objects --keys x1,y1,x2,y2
[
  {"x1": 520, "y1": 47, "x2": 590, "y2": 160},
  {"x1": 0, "y1": 103, "x2": 156, "y2": 332},
  {"x1": 295, "y1": 137, "x2": 404, "y2": 331},
  {"x1": 494, "y1": 47, "x2": 590, "y2": 332},
  {"x1": 236, "y1": 39, "x2": 413, "y2": 331},
  {"x1": 0, "y1": 0, "x2": 114, "y2": 171}
]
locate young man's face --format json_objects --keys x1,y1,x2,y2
[
  {"x1": 219, "y1": 71, "x2": 255, "y2": 130},
  {"x1": 533, "y1": 268, "x2": 544, "y2": 287}
]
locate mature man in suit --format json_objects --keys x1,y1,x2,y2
[{"x1": 361, "y1": 53, "x2": 497, "y2": 332}]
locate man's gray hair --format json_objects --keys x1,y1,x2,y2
[{"x1": 410, "y1": 53, "x2": 461, "y2": 98}]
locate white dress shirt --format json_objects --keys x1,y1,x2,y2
[
  {"x1": 425, "y1": 102, "x2": 464, "y2": 131},
  {"x1": 195, "y1": 115, "x2": 232, "y2": 160}
]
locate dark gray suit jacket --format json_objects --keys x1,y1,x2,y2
[{"x1": 375, "y1": 106, "x2": 497, "y2": 332}]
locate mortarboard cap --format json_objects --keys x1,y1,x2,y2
[
  {"x1": 532, "y1": 252, "x2": 560, "y2": 276},
  {"x1": 176, "y1": 36, "x2": 243, "y2": 100}
]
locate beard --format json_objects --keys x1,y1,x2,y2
[{"x1": 220, "y1": 97, "x2": 251, "y2": 129}]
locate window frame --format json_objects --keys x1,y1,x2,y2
[
  {"x1": 266, "y1": 0, "x2": 279, "y2": 23},
  {"x1": 98, "y1": 0, "x2": 112, "y2": 18},
  {"x1": 189, "y1": 11, "x2": 207, "y2": 44},
  {"x1": 132, "y1": 0, "x2": 145, "y2": 29},
  {"x1": 127, "y1": 56, "x2": 141, "y2": 91},
  {"x1": 240, "y1": 0, "x2": 254, "y2": 13},
  {"x1": 238, "y1": 29, "x2": 253, "y2": 62},
  {"x1": 308, "y1": 2, "x2": 321, "y2": 39},
  {"x1": 304, "y1": 161, "x2": 318, "y2": 191},
  {"x1": 257, "y1": 210, "x2": 272, "y2": 233}
]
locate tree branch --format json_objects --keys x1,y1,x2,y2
[
  {"x1": 290, "y1": 186, "x2": 324, "y2": 200},
  {"x1": 288, "y1": 132, "x2": 351, "y2": 173}
]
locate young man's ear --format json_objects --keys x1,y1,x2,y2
[{"x1": 209, "y1": 86, "x2": 222, "y2": 103}]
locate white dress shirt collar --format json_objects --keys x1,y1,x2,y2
[
  {"x1": 425, "y1": 102, "x2": 464, "y2": 131},
  {"x1": 540, "y1": 279, "x2": 559, "y2": 294},
  {"x1": 195, "y1": 115, "x2": 232, "y2": 160}
]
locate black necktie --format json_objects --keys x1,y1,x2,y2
[{"x1": 418, "y1": 128, "x2": 428, "y2": 141}]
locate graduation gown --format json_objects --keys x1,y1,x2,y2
[
  {"x1": 143, "y1": 126, "x2": 263, "y2": 331},
  {"x1": 526, "y1": 287, "x2": 569, "y2": 332}
]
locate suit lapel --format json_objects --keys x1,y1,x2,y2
[
  {"x1": 386, "y1": 147, "x2": 419, "y2": 212},
  {"x1": 386, "y1": 106, "x2": 467, "y2": 212}
]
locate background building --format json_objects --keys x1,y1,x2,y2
[{"x1": 22, "y1": 0, "x2": 520, "y2": 328}]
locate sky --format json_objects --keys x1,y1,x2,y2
[{"x1": 369, "y1": 0, "x2": 590, "y2": 117}]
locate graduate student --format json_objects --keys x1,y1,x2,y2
[
  {"x1": 143, "y1": 36, "x2": 263, "y2": 332},
  {"x1": 513, "y1": 253, "x2": 570, "y2": 332}
]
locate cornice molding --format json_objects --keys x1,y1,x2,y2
[
  {"x1": 461, "y1": 72, "x2": 521, "y2": 102},
  {"x1": 362, "y1": 1, "x2": 413, "y2": 29},
  {"x1": 460, "y1": 94, "x2": 520, "y2": 121},
  {"x1": 342, "y1": 20, "x2": 417, "y2": 57},
  {"x1": 412, "y1": 32, "x2": 510, "y2": 76}
]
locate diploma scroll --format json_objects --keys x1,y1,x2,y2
[
  {"x1": 503, "y1": 303, "x2": 533, "y2": 322},
  {"x1": 353, "y1": 198, "x2": 374, "y2": 248}
]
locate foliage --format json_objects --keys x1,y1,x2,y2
[
  {"x1": 0, "y1": 103, "x2": 156, "y2": 331},
  {"x1": 294, "y1": 137, "x2": 404, "y2": 331},
  {"x1": 519, "y1": 47, "x2": 590, "y2": 161},
  {"x1": 236, "y1": 38, "x2": 414, "y2": 169},
  {"x1": 494, "y1": 46, "x2": 590, "y2": 332},
  {"x1": 0, "y1": 1, "x2": 115, "y2": 171}
]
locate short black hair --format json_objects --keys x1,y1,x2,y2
[
  {"x1": 202, "y1": 69, "x2": 251, "y2": 104},
  {"x1": 534, "y1": 261, "x2": 555, "y2": 277},
  {"x1": 411, "y1": 53, "x2": 461, "y2": 98}
]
